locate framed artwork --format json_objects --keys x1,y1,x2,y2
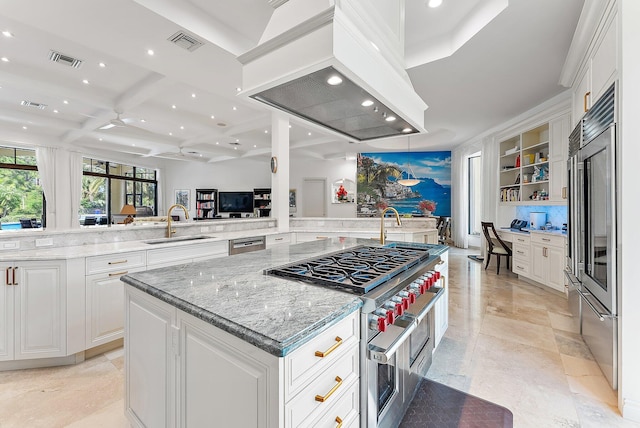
[
  {"x1": 289, "y1": 189, "x2": 297, "y2": 213},
  {"x1": 175, "y1": 189, "x2": 190, "y2": 209}
]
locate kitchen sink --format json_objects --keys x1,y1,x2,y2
[{"x1": 143, "y1": 235, "x2": 214, "y2": 245}]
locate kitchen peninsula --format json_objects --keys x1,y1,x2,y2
[{"x1": 120, "y1": 237, "x2": 449, "y2": 427}]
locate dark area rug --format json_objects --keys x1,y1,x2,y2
[
  {"x1": 467, "y1": 255, "x2": 484, "y2": 263},
  {"x1": 399, "y1": 379, "x2": 513, "y2": 428}
]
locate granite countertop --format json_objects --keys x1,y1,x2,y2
[
  {"x1": 499, "y1": 228, "x2": 566, "y2": 237},
  {"x1": 1, "y1": 228, "x2": 281, "y2": 261},
  {"x1": 121, "y1": 238, "x2": 448, "y2": 357}
]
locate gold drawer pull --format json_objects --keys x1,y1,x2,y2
[
  {"x1": 108, "y1": 271, "x2": 129, "y2": 277},
  {"x1": 517, "y1": 265, "x2": 525, "y2": 270},
  {"x1": 542, "y1": 238, "x2": 551, "y2": 242},
  {"x1": 315, "y1": 336, "x2": 343, "y2": 358},
  {"x1": 315, "y1": 376, "x2": 343, "y2": 402},
  {"x1": 5, "y1": 267, "x2": 10, "y2": 286},
  {"x1": 517, "y1": 250, "x2": 524, "y2": 254},
  {"x1": 584, "y1": 91, "x2": 591, "y2": 112},
  {"x1": 335, "y1": 416, "x2": 343, "y2": 428},
  {"x1": 108, "y1": 260, "x2": 128, "y2": 265}
]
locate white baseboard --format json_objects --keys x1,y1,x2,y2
[{"x1": 623, "y1": 398, "x2": 640, "y2": 423}]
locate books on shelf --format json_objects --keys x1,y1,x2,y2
[{"x1": 500, "y1": 188, "x2": 520, "y2": 202}]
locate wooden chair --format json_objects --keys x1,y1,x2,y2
[{"x1": 481, "y1": 221, "x2": 512, "y2": 274}]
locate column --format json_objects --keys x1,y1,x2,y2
[{"x1": 271, "y1": 112, "x2": 290, "y2": 232}]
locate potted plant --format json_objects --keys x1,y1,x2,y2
[
  {"x1": 336, "y1": 184, "x2": 348, "y2": 202},
  {"x1": 417, "y1": 200, "x2": 436, "y2": 216}
]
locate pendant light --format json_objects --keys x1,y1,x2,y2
[{"x1": 397, "y1": 136, "x2": 420, "y2": 187}]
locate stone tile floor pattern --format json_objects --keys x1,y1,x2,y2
[{"x1": 0, "y1": 247, "x2": 638, "y2": 427}]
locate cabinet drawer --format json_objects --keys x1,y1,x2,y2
[
  {"x1": 512, "y1": 261, "x2": 530, "y2": 276},
  {"x1": 303, "y1": 377, "x2": 359, "y2": 428},
  {"x1": 147, "y1": 241, "x2": 227, "y2": 267},
  {"x1": 512, "y1": 235, "x2": 530, "y2": 245},
  {"x1": 285, "y1": 311, "x2": 359, "y2": 400},
  {"x1": 266, "y1": 233, "x2": 291, "y2": 247},
  {"x1": 531, "y1": 233, "x2": 565, "y2": 248},
  {"x1": 86, "y1": 251, "x2": 146, "y2": 275},
  {"x1": 513, "y1": 243, "x2": 529, "y2": 259},
  {"x1": 286, "y1": 345, "x2": 359, "y2": 427}
]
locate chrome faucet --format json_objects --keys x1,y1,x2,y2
[
  {"x1": 380, "y1": 207, "x2": 401, "y2": 245},
  {"x1": 166, "y1": 204, "x2": 189, "y2": 238}
]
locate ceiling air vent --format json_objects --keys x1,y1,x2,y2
[
  {"x1": 21, "y1": 100, "x2": 47, "y2": 109},
  {"x1": 48, "y1": 50, "x2": 83, "y2": 68},
  {"x1": 168, "y1": 31, "x2": 204, "y2": 52}
]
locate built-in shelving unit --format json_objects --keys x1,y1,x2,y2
[
  {"x1": 253, "y1": 188, "x2": 271, "y2": 217},
  {"x1": 195, "y1": 188, "x2": 218, "y2": 220},
  {"x1": 499, "y1": 124, "x2": 550, "y2": 204}
]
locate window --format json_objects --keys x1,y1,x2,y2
[
  {"x1": 0, "y1": 146, "x2": 44, "y2": 229},
  {"x1": 81, "y1": 158, "x2": 157, "y2": 225},
  {"x1": 468, "y1": 154, "x2": 481, "y2": 235}
]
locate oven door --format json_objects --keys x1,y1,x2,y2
[{"x1": 578, "y1": 124, "x2": 616, "y2": 315}]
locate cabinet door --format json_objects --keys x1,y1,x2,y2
[
  {"x1": 547, "y1": 246, "x2": 566, "y2": 292},
  {"x1": 87, "y1": 267, "x2": 145, "y2": 348},
  {"x1": 15, "y1": 262, "x2": 66, "y2": 360},
  {"x1": 591, "y1": 12, "x2": 617, "y2": 102},
  {"x1": 549, "y1": 115, "x2": 570, "y2": 201},
  {"x1": 125, "y1": 288, "x2": 177, "y2": 428},
  {"x1": 573, "y1": 65, "x2": 591, "y2": 126},
  {"x1": 0, "y1": 263, "x2": 15, "y2": 361},
  {"x1": 530, "y1": 243, "x2": 547, "y2": 285}
]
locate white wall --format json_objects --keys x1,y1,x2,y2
[{"x1": 289, "y1": 156, "x2": 357, "y2": 218}]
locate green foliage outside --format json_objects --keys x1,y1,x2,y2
[
  {"x1": 357, "y1": 156, "x2": 401, "y2": 203},
  {"x1": 0, "y1": 169, "x2": 43, "y2": 222}
]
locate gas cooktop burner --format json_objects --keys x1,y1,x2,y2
[{"x1": 265, "y1": 245, "x2": 430, "y2": 293}]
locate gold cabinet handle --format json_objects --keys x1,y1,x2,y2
[
  {"x1": 109, "y1": 271, "x2": 129, "y2": 277},
  {"x1": 335, "y1": 416, "x2": 343, "y2": 428},
  {"x1": 108, "y1": 260, "x2": 128, "y2": 265},
  {"x1": 13, "y1": 267, "x2": 17, "y2": 285},
  {"x1": 315, "y1": 376, "x2": 343, "y2": 402},
  {"x1": 584, "y1": 91, "x2": 591, "y2": 112},
  {"x1": 315, "y1": 336, "x2": 343, "y2": 358},
  {"x1": 542, "y1": 238, "x2": 551, "y2": 242},
  {"x1": 5, "y1": 267, "x2": 10, "y2": 286}
]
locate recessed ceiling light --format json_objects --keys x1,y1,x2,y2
[
  {"x1": 402, "y1": 127, "x2": 412, "y2": 133},
  {"x1": 308, "y1": 132, "x2": 312, "y2": 136},
  {"x1": 385, "y1": 115, "x2": 396, "y2": 122},
  {"x1": 53, "y1": 109, "x2": 58, "y2": 113},
  {"x1": 99, "y1": 62, "x2": 106, "y2": 68},
  {"x1": 361, "y1": 99, "x2": 374, "y2": 107},
  {"x1": 236, "y1": 87, "x2": 241, "y2": 92},
  {"x1": 132, "y1": 143, "x2": 136, "y2": 147},
  {"x1": 169, "y1": 132, "x2": 173, "y2": 136},
  {"x1": 199, "y1": 154, "x2": 203, "y2": 157},
  {"x1": 210, "y1": 115, "x2": 215, "y2": 119},
  {"x1": 235, "y1": 138, "x2": 239, "y2": 142},
  {"x1": 180, "y1": 126, "x2": 184, "y2": 130},
  {"x1": 264, "y1": 130, "x2": 268, "y2": 134},
  {"x1": 232, "y1": 106, "x2": 237, "y2": 111},
  {"x1": 234, "y1": 146, "x2": 237, "y2": 150},
  {"x1": 140, "y1": 119, "x2": 146, "y2": 123},
  {"x1": 2, "y1": 31, "x2": 13, "y2": 38},
  {"x1": 147, "y1": 49, "x2": 154, "y2": 56},
  {"x1": 327, "y1": 75, "x2": 342, "y2": 85},
  {"x1": 370, "y1": 41, "x2": 380, "y2": 52},
  {"x1": 82, "y1": 79, "x2": 89, "y2": 84},
  {"x1": 428, "y1": 0, "x2": 443, "y2": 7},
  {"x1": 22, "y1": 126, "x2": 27, "y2": 130},
  {"x1": 99, "y1": 138, "x2": 103, "y2": 141},
  {"x1": 63, "y1": 100, "x2": 69, "y2": 104},
  {"x1": 1, "y1": 57, "x2": 9, "y2": 62},
  {"x1": 191, "y1": 93, "x2": 196, "y2": 98},
  {"x1": 253, "y1": 144, "x2": 257, "y2": 148},
  {"x1": 172, "y1": 104, "x2": 176, "y2": 109},
  {"x1": 215, "y1": 141, "x2": 219, "y2": 145}
]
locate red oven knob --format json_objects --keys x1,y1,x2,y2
[
  {"x1": 399, "y1": 291, "x2": 415, "y2": 306},
  {"x1": 390, "y1": 297, "x2": 404, "y2": 316},
  {"x1": 377, "y1": 317, "x2": 387, "y2": 332},
  {"x1": 386, "y1": 309, "x2": 395, "y2": 325},
  {"x1": 409, "y1": 283, "x2": 421, "y2": 297},
  {"x1": 436, "y1": 271, "x2": 441, "y2": 280},
  {"x1": 370, "y1": 312, "x2": 388, "y2": 332},
  {"x1": 408, "y1": 291, "x2": 417, "y2": 304},
  {"x1": 383, "y1": 303, "x2": 399, "y2": 322}
]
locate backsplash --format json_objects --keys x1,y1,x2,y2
[{"x1": 515, "y1": 205, "x2": 567, "y2": 229}]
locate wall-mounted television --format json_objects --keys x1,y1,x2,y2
[{"x1": 218, "y1": 191, "x2": 254, "y2": 213}]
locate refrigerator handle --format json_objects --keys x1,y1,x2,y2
[{"x1": 575, "y1": 286, "x2": 616, "y2": 321}]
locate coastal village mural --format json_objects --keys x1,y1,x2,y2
[{"x1": 357, "y1": 151, "x2": 452, "y2": 218}]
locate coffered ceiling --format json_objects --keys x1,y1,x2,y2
[{"x1": 0, "y1": 0, "x2": 584, "y2": 164}]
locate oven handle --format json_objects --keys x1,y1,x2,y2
[{"x1": 367, "y1": 287, "x2": 444, "y2": 364}]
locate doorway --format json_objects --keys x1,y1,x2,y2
[{"x1": 302, "y1": 178, "x2": 326, "y2": 217}]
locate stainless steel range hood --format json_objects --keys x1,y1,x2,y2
[{"x1": 237, "y1": 0, "x2": 427, "y2": 141}]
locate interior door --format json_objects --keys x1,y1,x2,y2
[{"x1": 302, "y1": 178, "x2": 326, "y2": 217}]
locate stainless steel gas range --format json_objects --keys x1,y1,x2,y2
[{"x1": 267, "y1": 243, "x2": 446, "y2": 428}]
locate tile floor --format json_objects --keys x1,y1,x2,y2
[{"x1": 0, "y1": 247, "x2": 638, "y2": 427}]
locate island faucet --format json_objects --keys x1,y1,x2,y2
[
  {"x1": 166, "y1": 204, "x2": 189, "y2": 238},
  {"x1": 380, "y1": 207, "x2": 401, "y2": 245}
]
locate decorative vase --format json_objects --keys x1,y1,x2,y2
[{"x1": 421, "y1": 210, "x2": 431, "y2": 217}]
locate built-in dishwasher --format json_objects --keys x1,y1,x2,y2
[{"x1": 228, "y1": 236, "x2": 266, "y2": 255}]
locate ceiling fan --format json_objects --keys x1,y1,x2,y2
[{"x1": 99, "y1": 110, "x2": 134, "y2": 130}]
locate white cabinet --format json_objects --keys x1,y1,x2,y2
[
  {"x1": 434, "y1": 251, "x2": 449, "y2": 348},
  {"x1": 146, "y1": 240, "x2": 227, "y2": 268},
  {"x1": 266, "y1": 233, "x2": 292, "y2": 248},
  {"x1": 549, "y1": 115, "x2": 570, "y2": 201},
  {"x1": 0, "y1": 261, "x2": 67, "y2": 361},
  {"x1": 511, "y1": 234, "x2": 531, "y2": 277},
  {"x1": 125, "y1": 286, "x2": 360, "y2": 428},
  {"x1": 572, "y1": 7, "x2": 618, "y2": 125},
  {"x1": 530, "y1": 234, "x2": 566, "y2": 292}
]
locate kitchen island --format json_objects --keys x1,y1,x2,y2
[{"x1": 121, "y1": 238, "x2": 449, "y2": 428}]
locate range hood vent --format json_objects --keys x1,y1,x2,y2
[
  {"x1": 238, "y1": 2, "x2": 427, "y2": 141},
  {"x1": 48, "y1": 50, "x2": 83, "y2": 68}
]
